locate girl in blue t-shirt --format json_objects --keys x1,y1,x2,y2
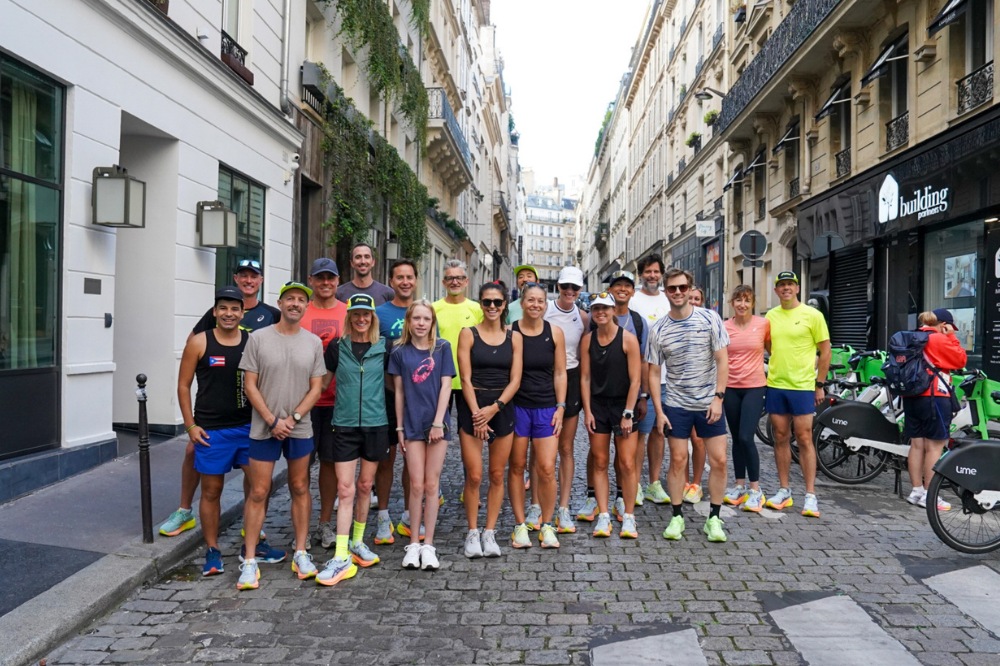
[{"x1": 387, "y1": 300, "x2": 455, "y2": 571}]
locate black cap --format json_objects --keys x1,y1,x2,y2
[
  {"x1": 347, "y1": 293, "x2": 376, "y2": 311},
  {"x1": 215, "y1": 286, "x2": 244, "y2": 305},
  {"x1": 933, "y1": 308, "x2": 955, "y2": 326},
  {"x1": 774, "y1": 271, "x2": 799, "y2": 285}
]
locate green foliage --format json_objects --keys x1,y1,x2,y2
[
  {"x1": 686, "y1": 131, "x2": 702, "y2": 147},
  {"x1": 326, "y1": 0, "x2": 429, "y2": 146},
  {"x1": 704, "y1": 110, "x2": 719, "y2": 125},
  {"x1": 594, "y1": 106, "x2": 614, "y2": 156},
  {"x1": 429, "y1": 200, "x2": 469, "y2": 242}
]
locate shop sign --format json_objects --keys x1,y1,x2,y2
[
  {"x1": 878, "y1": 173, "x2": 949, "y2": 224},
  {"x1": 696, "y1": 220, "x2": 715, "y2": 237}
]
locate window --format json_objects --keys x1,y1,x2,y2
[
  {"x1": 948, "y1": 0, "x2": 994, "y2": 114},
  {"x1": 818, "y1": 78, "x2": 852, "y2": 178},
  {"x1": 222, "y1": 0, "x2": 241, "y2": 39},
  {"x1": 867, "y1": 31, "x2": 909, "y2": 151},
  {"x1": 923, "y1": 220, "x2": 983, "y2": 363},
  {"x1": 216, "y1": 166, "x2": 266, "y2": 289},
  {"x1": 0, "y1": 57, "x2": 63, "y2": 370}
]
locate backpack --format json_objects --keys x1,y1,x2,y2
[
  {"x1": 882, "y1": 330, "x2": 938, "y2": 396},
  {"x1": 590, "y1": 309, "x2": 645, "y2": 342}
]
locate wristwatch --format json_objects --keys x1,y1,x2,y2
[
  {"x1": 815, "y1": 380, "x2": 825, "y2": 389},
  {"x1": 292, "y1": 412, "x2": 302, "y2": 423},
  {"x1": 495, "y1": 399, "x2": 506, "y2": 411},
  {"x1": 556, "y1": 402, "x2": 567, "y2": 408},
  {"x1": 714, "y1": 392, "x2": 726, "y2": 400},
  {"x1": 639, "y1": 392, "x2": 650, "y2": 400},
  {"x1": 622, "y1": 409, "x2": 635, "y2": 420}
]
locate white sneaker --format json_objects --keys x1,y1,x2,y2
[
  {"x1": 420, "y1": 544, "x2": 440, "y2": 570},
  {"x1": 918, "y1": 491, "x2": 952, "y2": 511},
  {"x1": 634, "y1": 482, "x2": 644, "y2": 507},
  {"x1": 401, "y1": 543, "x2": 422, "y2": 570},
  {"x1": 464, "y1": 529, "x2": 483, "y2": 558},
  {"x1": 525, "y1": 505, "x2": 542, "y2": 530},
  {"x1": 481, "y1": 529, "x2": 502, "y2": 557},
  {"x1": 316, "y1": 521, "x2": 336, "y2": 550},
  {"x1": 907, "y1": 487, "x2": 924, "y2": 506}
]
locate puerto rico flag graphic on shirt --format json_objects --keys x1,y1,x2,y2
[{"x1": 208, "y1": 356, "x2": 226, "y2": 367}]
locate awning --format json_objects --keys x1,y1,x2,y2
[
  {"x1": 861, "y1": 36, "x2": 907, "y2": 87},
  {"x1": 815, "y1": 83, "x2": 850, "y2": 120},
  {"x1": 928, "y1": 0, "x2": 968, "y2": 36},
  {"x1": 722, "y1": 166, "x2": 744, "y2": 192},
  {"x1": 745, "y1": 146, "x2": 767, "y2": 170},
  {"x1": 772, "y1": 116, "x2": 800, "y2": 154}
]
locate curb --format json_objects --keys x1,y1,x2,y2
[{"x1": 0, "y1": 465, "x2": 289, "y2": 666}]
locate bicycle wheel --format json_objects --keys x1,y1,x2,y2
[
  {"x1": 813, "y1": 421, "x2": 888, "y2": 484},
  {"x1": 756, "y1": 408, "x2": 773, "y2": 446},
  {"x1": 926, "y1": 473, "x2": 1000, "y2": 554}
]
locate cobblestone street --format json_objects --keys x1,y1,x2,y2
[{"x1": 49, "y1": 423, "x2": 1000, "y2": 665}]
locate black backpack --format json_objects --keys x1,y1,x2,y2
[
  {"x1": 590, "y1": 309, "x2": 645, "y2": 342},
  {"x1": 883, "y1": 330, "x2": 937, "y2": 396}
]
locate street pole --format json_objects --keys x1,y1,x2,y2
[
  {"x1": 752, "y1": 266, "x2": 757, "y2": 314},
  {"x1": 136, "y1": 373, "x2": 154, "y2": 543}
]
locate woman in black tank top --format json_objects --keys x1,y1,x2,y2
[
  {"x1": 509, "y1": 284, "x2": 567, "y2": 548},
  {"x1": 457, "y1": 283, "x2": 522, "y2": 558},
  {"x1": 579, "y1": 293, "x2": 642, "y2": 540}
]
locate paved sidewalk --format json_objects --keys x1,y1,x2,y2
[
  {"x1": 0, "y1": 435, "x2": 287, "y2": 666},
  {"x1": 41, "y1": 424, "x2": 1000, "y2": 666}
]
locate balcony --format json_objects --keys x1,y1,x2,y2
[
  {"x1": 757, "y1": 197, "x2": 766, "y2": 221},
  {"x1": 717, "y1": 0, "x2": 841, "y2": 133},
  {"x1": 594, "y1": 222, "x2": 609, "y2": 250},
  {"x1": 835, "y1": 147, "x2": 851, "y2": 179},
  {"x1": 957, "y1": 61, "x2": 994, "y2": 115},
  {"x1": 789, "y1": 177, "x2": 800, "y2": 199},
  {"x1": 678, "y1": 157, "x2": 687, "y2": 174},
  {"x1": 886, "y1": 111, "x2": 909, "y2": 153},
  {"x1": 493, "y1": 191, "x2": 510, "y2": 231},
  {"x1": 221, "y1": 30, "x2": 254, "y2": 85},
  {"x1": 426, "y1": 87, "x2": 473, "y2": 195},
  {"x1": 735, "y1": 211, "x2": 744, "y2": 231},
  {"x1": 713, "y1": 23, "x2": 724, "y2": 52}
]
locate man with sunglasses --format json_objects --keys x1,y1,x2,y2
[
  {"x1": 433, "y1": 260, "x2": 483, "y2": 408},
  {"x1": 544, "y1": 266, "x2": 589, "y2": 533},
  {"x1": 507, "y1": 264, "x2": 538, "y2": 324},
  {"x1": 159, "y1": 257, "x2": 282, "y2": 540},
  {"x1": 648, "y1": 268, "x2": 731, "y2": 543}
]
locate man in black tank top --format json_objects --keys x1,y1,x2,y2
[{"x1": 177, "y1": 287, "x2": 283, "y2": 577}]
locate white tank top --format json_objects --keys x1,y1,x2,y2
[{"x1": 544, "y1": 300, "x2": 585, "y2": 369}]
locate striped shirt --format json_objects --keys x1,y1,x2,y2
[{"x1": 646, "y1": 307, "x2": 729, "y2": 410}]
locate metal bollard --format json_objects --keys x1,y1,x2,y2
[{"x1": 136, "y1": 374, "x2": 154, "y2": 543}]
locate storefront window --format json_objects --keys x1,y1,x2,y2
[
  {"x1": 0, "y1": 58, "x2": 63, "y2": 370},
  {"x1": 923, "y1": 220, "x2": 983, "y2": 361},
  {"x1": 215, "y1": 166, "x2": 265, "y2": 288}
]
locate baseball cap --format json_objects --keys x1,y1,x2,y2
[
  {"x1": 590, "y1": 292, "x2": 615, "y2": 308},
  {"x1": 214, "y1": 285, "x2": 244, "y2": 305},
  {"x1": 310, "y1": 257, "x2": 339, "y2": 276},
  {"x1": 932, "y1": 308, "x2": 955, "y2": 326},
  {"x1": 608, "y1": 270, "x2": 636, "y2": 286},
  {"x1": 774, "y1": 271, "x2": 799, "y2": 285},
  {"x1": 557, "y1": 266, "x2": 585, "y2": 287},
  {"x1": 347, "y1": 294, "x2": 376, "y2": 312},
  {"x1": 279, "y1": 281, "x2": 313, "y2": 299},
  {"x1": 513, "y1": 264, "x2": 538, "y2": 280},
  {"x1": 236, "y1": 258, "x2": 262, "y2": 275}
]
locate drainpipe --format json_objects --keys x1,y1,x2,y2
[
  {"x1": 802, "y1": 100, "x2": 812, "y2": 196},
  {"x1": 279, "y1": 0, "x2": 292, "y2": 114}
]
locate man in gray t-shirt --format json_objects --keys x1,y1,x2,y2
[
  {"x1": 335, "y1": 242, "x2": 395, "y2": 305},
  {"x1": 238, "y1": 281, "x2": 326, "y2": 590}
]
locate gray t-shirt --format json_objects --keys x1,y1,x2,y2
[
  {"x1": 239, "y1": 326, "x2": 327, "y2": 440},
  {"x1": 336, "y1": 279, "x2": 395, "y2": 306}
]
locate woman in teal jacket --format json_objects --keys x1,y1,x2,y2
[{"x1": 316, "y1": 294, "x2": 389, "y2": 587}]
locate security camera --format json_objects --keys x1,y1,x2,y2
[
  {"x1": 292, "y1": 153, "x2": 300, "y2": 162},
  {"x1": 289, "y1": 153, "x2": 300, "y2": 171}
]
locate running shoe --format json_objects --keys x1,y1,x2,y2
[
  {"x1": 512, "y1": 523, "x2": 533, "y2": 549},
  {"x1": 556, "y1": 507, "x2": 577, "y2": 534},
  {"x1": 634, "y1": 483, "x2": 644, "y2": 507},
  {"x1": 159, "y1": 508, "x2": 195, "y2": 537},
  {"x1": 316, "y1": 556, "x2": 357, "y2": 587},
  {"x1": 742, "y1": 489, "x2": 764, "y2": 513},
  {"x1": 525, "y1": 505, "x2": 542, "y2": 531},
  {"x1": 459, "y1": 490, "x2": 464, "y2": 504},
  {"x1": 291, "y1": 550, "x2": 317, "y2": 579},
  {"x1": 239, "y1": 540, "x2": 286, "y2": 564},
  {"x1": 334, "y1": 496, "x2": 340, "y2": 511},
  {"x1": 203, "y1": 547, "x2": 224, "y2": 577},
  {"x1": 420, "y1": 544, "x2": 440, "y2": 570},
  {"x1": 396, "y1": 516, "x2": 426, "y2": 541},
  {"x1": 723, "y1": 485, "x2": 748, "y2": 506},
  {"x1": 464, "y1": 529, "x2": 483, "y2": 559},
  {"x1": 614, "y1": 497, "x2": 626, "y2": 522},
  {"x1": 593, "y1": 512, "x2": 612, "y2": 538},
  {"x1": 683, "y1": 484, "x2": 703, "y2": 504},
  {"x1": 402, "y1": 543, "x2": 422, "y2": 569},
  {"x1": 703, "y1": 516, "x2": 727, "y2": 542},
  {"x1": 239, "y1": 527, "x2": 268, "y2": 541},
  {"x1": 374, "y1": 514, "x2": 395, "y2": 545},
  {"x1": 236, "y1": 559, "x2": 259, "y2": 590},
  {"x1": 539, "y1": 524, "x2": 560, "y2": 548},
  {"x1": 801, "y1": 493, "x2": 820, "y2": 518},
  {"x1": 644, "y1": 481, "x2": 670, "y2": 504},
  {"x1": 439, "y1": 490, "x2": 445, "y2": 507},
  {"x1": 481, "y1": 530, "x2": 502, "y2": 557},
  {"x1": 576, "y1": 497, "x2": 599, "y2": 522},
  {"x1": 370, "y1": 490, "x2": 378, "y2": 505},
  {"x1": 524, "y1": 472, "x2": 531, "y2": 491},
  {"x1": 918, "y1": 492, "x2": 951, "y2": 511},
  {"x1": 620, "y1": 514, "x2": 638, "y2": 539},
  {"x1": 765, "y1": 487, "x2": 794, "y2": 510},
  {"x1": 349, "y1": 540, "x2": 381, "y2": 567},
  {"x1": 907, "y1": 487, "x2": 925, "y2": 505},
  {"x1": 662, "y1": 515, "x2": 685, "y2": 540},
  {"x1": 316, "y1": 521, "x2": 336, "y2": 550}
]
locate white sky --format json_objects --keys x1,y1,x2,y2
[{"x1": 490, "y1": 0, "x2": 652, "y2": 192}]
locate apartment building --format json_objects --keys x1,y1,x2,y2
[
  {"x1": 717, "y1": 0, "x2": 997, "y2": 371},
  {"x1": 522, "y1": 191, "x2": 575, "y2": 288}
]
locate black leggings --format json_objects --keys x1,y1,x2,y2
[{"x1": 723, "y1": 387, "x2": 766, "y2": 483}]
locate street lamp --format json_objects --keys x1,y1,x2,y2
[
  {"x1": 196, "y1": 200, "x2": 238, "y2": 247},
  {"x1": 92, "y1": 165, "x2": 146, "y2": 228},
  {"x1": 694, "y1": 87, "x2": 725, "y2": 101}
]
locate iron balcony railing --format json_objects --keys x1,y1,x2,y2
[
  {"x1": 757, "y1": 197, "x2": 766, "y2": 220},
  {"x1": 789, "y1": 177, "x2": 800, "y2": 199},
  {"x1": 957, "y1": 61, "x2": 994, "y2": 115},
  {"x1": 221, "y1": 30, "x2": 247, "y2": 65},
  {"x1": 494, "y1": 191, "x2": 510, "y2": 222},
  {"x1": 835, "y1": 147, "x2": 851, "y2": 179},
  {"x1": 712, "y1": 23, "x2": 724, "y2": 51},
  {"x1": 886, "y1": 111, "x2": 909, "y2": 152},
  {"x1": 735, "y1": 211, "x2": 744, "y2": 230},
  {"x1": 428, "y1": 87, "x2": 472, "y2": 174},
  {"x1": 717, "y1": 0, "x2": 841, "y2": 133}
]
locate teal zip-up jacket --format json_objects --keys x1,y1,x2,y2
[{"x1": 332, "y1": 337, "x2": 389, "y2": 428}]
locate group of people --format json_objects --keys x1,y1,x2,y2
[{"x1": 164, "y1": 243, "x2": 841, "y2": 592}]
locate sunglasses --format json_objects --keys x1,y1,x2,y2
[
  {"x1": 283, "y1": 281, "x2": 308, "y2": 288},
  {"x1": 558, "y1": 283, "x2": 581, "y2": 291},
  {"x1": 481, "y1": 298, "x2": 505, "y2": 308},
  {"x1": 665, "y1": 284, "x2": 690, "y2": 293},
  {"x1": 237, "y1": 259, "x2": 261, "y2": 269},
  {"x1": 444, "y1": 275, "x2": 467, "y2": 283},
  {"x1": 522, "y1": 281, "x2": 544, "y2": 289}
]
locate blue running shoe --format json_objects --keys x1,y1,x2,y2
[
  {"x1": 159, "y1": 508, "x2": 195, "y2": 537},
  {"x1": 203, "y1": 547, "x2": 224, "y2": 577},
  {"x1": 240, "y1": 540, "x2": 286, "y2": 564}
]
